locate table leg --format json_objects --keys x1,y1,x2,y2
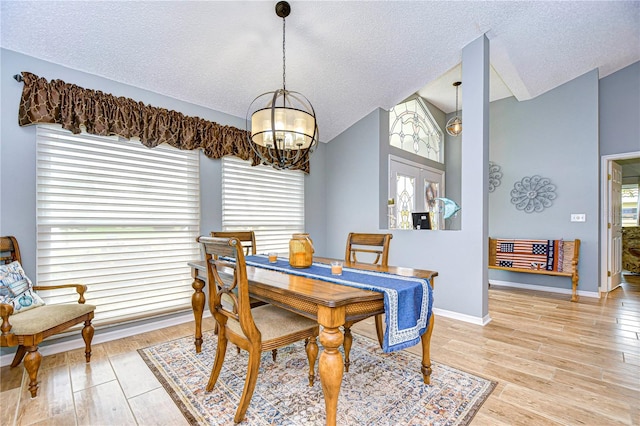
[
  {"x1": 191, "y1": 268, "x2": 206, "y2": 353},
  {"x1": 420, "y1": 312, "x2": 435, "y2": 384},
  {"x1": 317, "y1": 305, "x2": 345, "y2": 426}
]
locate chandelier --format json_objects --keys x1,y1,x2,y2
[
  {"x1": 246, "y1": 1, "x2": 319, "y2": 170},
  {"x1": 446, "y1": 81, "x2": 462, "y2": 137}
]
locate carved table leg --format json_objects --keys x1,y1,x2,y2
[
  {"x1": 191, "y1": 268, "x2": 206, "y2": 353},
  {"x1": 420, "y1": 312, "x2": 435, "y2": 384},
  {"x1": 318, "y1": 305, "x2": 345, "y2": 426},
  {"x1": 24, "y1": 346, "x2": 42, "y2": 398}
]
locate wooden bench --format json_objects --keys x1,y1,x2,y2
[{"x1": 488, "y1": 238, "x2": 581, "y2": 302}]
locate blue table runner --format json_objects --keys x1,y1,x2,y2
[{"x1": 244, "y1": 255, "x2": 433, "y2": 353}]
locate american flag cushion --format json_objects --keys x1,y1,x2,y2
[{"x1": 495, "y1": 239, "x2": 564, "y2": 272}]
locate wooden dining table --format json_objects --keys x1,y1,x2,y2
[{"x1": 188, "y1": 256, "x2": 437, "y2": 426}]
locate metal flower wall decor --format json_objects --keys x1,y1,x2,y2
[
  {"x1": 510, "y1": 175, "x2": 557, "y2": 213},
  {"x1": 488, "y1": 161, "x2": 502, "y2": 193}
]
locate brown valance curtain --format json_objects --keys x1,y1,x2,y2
[{"x1": 16, "y1": 71, "x2": 309, "y2": 173}]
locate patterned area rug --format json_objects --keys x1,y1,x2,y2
[{"x1": 139, "y1": 331, "x2": 496, "y2": 425}]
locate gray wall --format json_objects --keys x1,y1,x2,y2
[
  {"x1": 325, "y1": 109, "x2": 382, "y2": 258},
  {"x1": 599, "y1": 61, "x2": 640, "y2": 156},
  {"x1": 2, "y1": 46, "x2": 637, "y2": 325},
  {"x1": 488, "y1": 70, "x2": 600, "y2": 293},
  {"x1": 323, "y1": 36, "x2": 492, "y2": 321},
  {"x1": 304, "y1": 143, "x2": 327, "y2": 255},
  {"x1": 0, "y1": 48, "x2": 327, "y2": 278}
]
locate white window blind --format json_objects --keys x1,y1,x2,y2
[
  {"x1": 36, "y1": 125, "x2": 200, "y2": 326},
  {"x1": 222, "y1": 156, "x2": 304, "y2": 254}
]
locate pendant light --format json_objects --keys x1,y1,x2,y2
[
  {"x1": 246, "y1": 1, "x2": 319, "y2": 170},
  {"x1": 446, "y1": 81, "x2": 462, "y2": 137}
]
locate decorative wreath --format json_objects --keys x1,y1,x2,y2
[{"x1": 510, "y1": 175, "x2": 556, "y2": 213}]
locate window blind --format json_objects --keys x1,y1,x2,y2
[
  {"x1": 36, "y1": 125, "x2": 200, "y2": 326},
  {"x1": 222, "y1": 156, "x2": 304, "y2": 254}
]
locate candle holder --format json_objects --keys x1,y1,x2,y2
[{"x1": 331, "y1": 261, "x2": 343, "y2": 275}]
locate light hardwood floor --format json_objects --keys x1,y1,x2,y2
[{"x1": 1, "y1": 276, "x2": 639, "y2": 425}]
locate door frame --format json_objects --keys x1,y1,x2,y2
[{"x1": 600, "y1": 150, "x2": 640, "y2": 293}]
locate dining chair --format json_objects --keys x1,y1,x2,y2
[
  {"x1": 343, "y1": 232, "x2": 392, "y2": 369},
  {"x1": 210, "y1": 231, "x2": 266, "y2": 342},
  {"x1": 211, "y1": 230, "x2": 257, "y2": 256},
  {"x1": 197, "y1": 236, "x2": 319, "y2": 424},
  {"x1": 345, "y1": 232, "x2": 393, "y2": 267},
  {"x1": 0, "y1": 236, "x2": 95, "y2": 398}
]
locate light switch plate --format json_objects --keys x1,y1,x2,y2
[{"x1": 570, "y1": 213, "x2": 586, "y2": 222}]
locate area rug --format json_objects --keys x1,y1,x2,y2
[{"x1": 139, "y1": 331, "x2": 496, "y2": 425}]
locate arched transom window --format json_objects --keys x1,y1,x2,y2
[{"x1": 389, "y1": 97, "x2": 443, "y2": 163}]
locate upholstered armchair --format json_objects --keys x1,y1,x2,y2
[
  {"x1": 1, "y1": 236, "x2": 96, "y2": 398},
  {"x1": 622, "y1": 226, "x2": 640, "y2": 274}
]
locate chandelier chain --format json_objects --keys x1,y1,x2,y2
[
  {"x1": 282, "y1": 16, "x2": 286, "y2": 91},
  {"x1": 455, "y1": 84, "x2": 459, "y2": 113}
]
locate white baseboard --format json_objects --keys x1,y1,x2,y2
[
  {"x1": 489, "y1": 279, "x2": 600, "y2": 299},
  {"x1": 432, "y1": 307, "x2": 492, "y2": 326},
  {"x1": 1, "y1": 311, "x2": 211, "y2": 367}
]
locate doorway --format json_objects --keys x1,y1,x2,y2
[{"x1": 600, "y1": 151, "x2": 640, "y2": 293}]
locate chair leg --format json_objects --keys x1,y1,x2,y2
[
  {"x1": 82, "y1": 319, "x2": 94, "y2": 362},
  {"x1": 206, "y1": 331, "x2": 228, "y2": 392},
  {"x1": 10, "y1": 345, "x2": 26, "y2": 367},
  {"x1": 374, "y1": 314, "x2": 384, "y2": 349},
  {"x1": 271, "y1": 349, "x2": 277, "y2": 362},
  {"x1": 23, "y1": 346, "x2": 42, "y2": 398},
  {"x1": 234, "y1": 346, "x2": 261, "y2": 424},
  {"x1": 305, "y1": 335, "x2": 318, "y2": 386},
  {"x1": 343, "y1": 322, "x2": 353, "y2": 372}
]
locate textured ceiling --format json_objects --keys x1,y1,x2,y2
[{"x1": 1, "y1": 1, "x2": 639, "y2": 142}]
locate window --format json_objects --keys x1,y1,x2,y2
[
  {"x1": 389, "y1": 156, "x2": 444, "y2": 229},
  {"x1": 622, "y1": 183, "x2": 639, "y2": 227},
  {"x1": 36, "y1": 125, "x2": 200, "y2": 326},
  {"x1": 222, "y1": 156, "x2": 304, "y2": 254},
  {"x1": 389, "y1": 97, "x2": 443, "y2": 163}
]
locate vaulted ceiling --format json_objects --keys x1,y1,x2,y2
[{"x1": 1, "y1": 1, "x2": 638, "y2": 142}]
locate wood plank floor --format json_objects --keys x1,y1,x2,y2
[{"x1": 1, "y1": 276, "x2": 638, "y2": 425}]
